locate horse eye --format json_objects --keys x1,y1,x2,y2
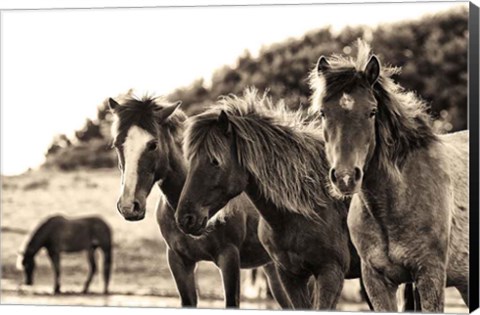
[
  {"x1": 210, "y1": 158, "x2": 220, "y2": 167},
  {"x1": 319, "y1": 110, "x2": 325, "y2": 118},
  {"x1": 370, "y1": 108, "x2": 377, "y2": 118},
  {"x1": 147, "y1": 141, "x2": 158, "y2": 151}
]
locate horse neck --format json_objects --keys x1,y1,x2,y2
[
  {"x1": 244, "y1": 176, "x2": 288, "y2": 228},
  {"x1": 158, "y1": 142, "x2": 186, "y2": 210},
  {"x1": 360, "y1": 159, "x2": 398, "y2": 218},
  {"x1": 24, "y1": 227, "x2": 49, "y2": 256}
]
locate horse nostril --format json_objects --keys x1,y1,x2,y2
[
  {"x1": 201, "y1": 216, "x2": 208, "y2": 228},
  {"x1": 182, "y1": 214, "x2": 196, "y2": 229},
  {"x1": 330, "y1": 168, "x2": 337, "y2": 183},
  {"x1": 133, "y1": 201, "x2": 141, "y2": 213},
  {"x1": 354, "y1": 167, "x2": 362, "y2": 182}
]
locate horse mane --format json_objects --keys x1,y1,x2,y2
[
  {"x1": 184, "y1": 88, "x2": 332, "y2": 220},
  {"x1": 111, "y1": 94, "x2": 186, "y2": 146},
  {"x1": 309, "y1": 39, "x2": 438, "y2": 180}
]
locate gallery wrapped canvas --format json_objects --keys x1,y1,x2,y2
[{"x1": 1, "y1": 1, "x2": 478, "y2": 314}]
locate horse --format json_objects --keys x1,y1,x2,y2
[
  {"x1": 175, "y1": 89, "x2": 378, "y2": 310},
  {"x1": 16, "y1": 215, "x2": 112, "y2": 294},
  {"x1": 309, "y1": 40, "x2": 469, "y2": 312},
  {"x1": 108, "y1": 95, "x2": 290, "y2": 308}
]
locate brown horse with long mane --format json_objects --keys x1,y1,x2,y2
[
  {"x1": 309, "y1": 40, "x2": 469, "y2": 312},
  {"x1": 17, "y1": 215, "x2": 112, "y2": 294}
]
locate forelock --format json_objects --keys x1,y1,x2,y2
[
  {"x1": 110, "y1": 94, "x2": 185, "y2": 145},
  {"x1": 184, "y1": 111, "x2": 230, "y2": 165}
]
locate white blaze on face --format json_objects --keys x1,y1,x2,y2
[
  {"x1": 120, "y1": 126, "x2": 155, "y2": 204},
  {"x1": 342, "y1": 175, "x2": 351, "y2": 186},
  {"x1": 340, "y1": 93, "x2": 355, "y2": 110}
]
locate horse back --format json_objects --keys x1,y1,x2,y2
[{"x1": 48, "y1": 216, "x2": 111, "y2": 253}]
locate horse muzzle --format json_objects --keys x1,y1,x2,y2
[
  {"x1": 329, "y1": 167, "x2": 363, "y2": 196},
  {"x1": 176, "y1": 212, "x2": 208, "y2": 236},
  {"x1": 117, "y1": 200, "x2": 146, "y2": 221}
]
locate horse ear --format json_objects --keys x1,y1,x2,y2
[
  {"x1": 156, "y1": 101, "x2": 182, "y2": 122},
  {"x1": 316, "y1": 56, "x2": 330, "y2": 74},
  {"x1": 218, "y1": 110, "x2": 231, "y2": 134},
  {"x1": 108, "y1": 98, "x2": 120, "y2": 112},
  {"x1": 365, "y1": 55, "x2": 380, "y2": 85}
]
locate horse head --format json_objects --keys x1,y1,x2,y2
[
  {"x1": 176, "y1": 110, "x2": 248, "y2": 236},
  {"x1": 109, "y1": 96, "x2": 182, "y2": 221}
]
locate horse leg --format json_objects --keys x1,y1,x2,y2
[
  {"x1": 313, "y1": 264, "x2": 345, "y2": 310},
  {"x1": 167, "y1": 248, "x2": 198, "y2": 307},
  {"x1": 47, "y1": 249, "x2": 61, "y2": 294},
  {"x1": 83, "y1": 248, "x2": 97, "y2": 294},
  {"x1": 101, "y1": 245, "x2": 112, "y2": 294},
  {"x1": 262, "y1": 262, "x2": 292, "y2": 309},
  {"x1": 361, "y1": 264, "x2": 398, "y2": 311},
  {"x1": 216, "y1": 245, "x2": 241, "y2": 308},
  {"x1": 414, "y1": 263, "x2": 446, "y2": 312},
  {"x1": 402, "y1": 283, "x2": 415, "y2": 311},
  {"x1": 414, "y1": 284, "x2": 422, "y2": 310},
  {"x1": 276, "y1": 266, "x2": 311, "y2": 309},
  {"x1": 359, "y1": 277, "x2": 374, "y2": 310}
]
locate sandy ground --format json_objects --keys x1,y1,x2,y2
[{"x1": 0, "y1": 169, "x2": 469, "y2": 313}]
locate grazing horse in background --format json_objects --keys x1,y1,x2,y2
[
  {"x1": 17, "y1": 215, "x2": 112, "y2": 294},
  {"x1": 309, "y1": 40, "x2": 469, "y2": 312},
  {"x1": 176, "y1": 89, "x2": 374, "y2": 310},
  {"x1": 108, "y1": 96, "x2": 289, "y2": 308}
]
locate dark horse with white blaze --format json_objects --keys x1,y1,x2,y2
[
  {"x1": 310, "y1": 40, "x2": 469, "y2": 312},
  {"x1": 17, "y1": 215, "x2": 112, "y2": 294},
  {"x1": 108, "y1": 96, "x2": 289, "y2": 308},
  {"x1": 176, "y1": 90, "x2": 376, "y2": 310}
]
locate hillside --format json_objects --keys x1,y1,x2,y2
[{"x1": 42, "y1": 6, "x2": 468, "y2": 171}]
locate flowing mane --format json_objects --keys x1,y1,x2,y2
[
  {"x1": 111, "y1": 94, "x2": 186, "y2": 145},
  {"x1": 310, "y1": 40, "x2": 438, "y2": 179},
  {"x1": 184, "y1": 89, "x2": 332, "y2": 220}
]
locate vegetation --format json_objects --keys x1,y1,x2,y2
[{"x1": 43, "y1": 6, "x2": 468, "y2": 170}]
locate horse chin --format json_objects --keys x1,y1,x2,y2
[
  {"x1": 331, "y1": 185, "x2": 360, "y2": 199},
  {"x1": 185, "y1": 216, "x2": 209, "y2": 237},
  {"x1": 188, "y1": 228, "x2": 205, "y2": 237},
  {"x1": 124, "y1": 212, "x2": 146, "y2": 222}
]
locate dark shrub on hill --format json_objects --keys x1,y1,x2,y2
[{"x1": 44, "y1": 6, "x2": 468, "y2": 171}]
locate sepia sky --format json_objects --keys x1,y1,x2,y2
[{"x1": 1, "y1": 1, "x2": 466, "y2": 175}]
